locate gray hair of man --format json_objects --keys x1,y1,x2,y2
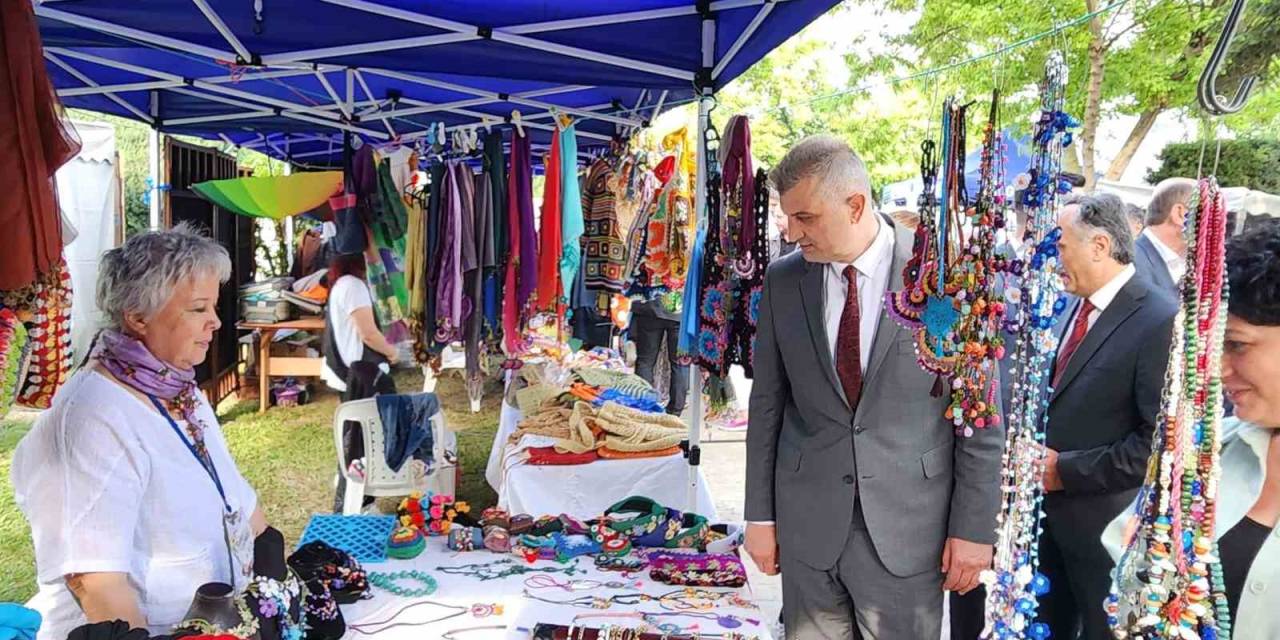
[
  {"x1": 769, "y1": 135, "x2": 871, "y2": 204},
  {"x1": 97, "y1": 223, "x2": 231, "y2": 330},
  {"x1": 1070, "y1": 192, "x2": 1135, "y2": 265},
  {"x1": 1146, "y1": 177, "x2": 1197, "y2": 226}
]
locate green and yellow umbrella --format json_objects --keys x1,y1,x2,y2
[{"x1": 192, "y1": 171, "x2": 343, "y2": 221}]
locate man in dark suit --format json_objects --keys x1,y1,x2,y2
[
  {"x1": 1038, "y1": 193, "x2": 1177, "y2": 639},
  {"x1": 1133, "y1": 177, "x2": 1196, "y2": 296},
  {"x1": 745, "y1": 135, "x2": 1003, "y2": 639}
]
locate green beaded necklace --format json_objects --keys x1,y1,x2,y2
[{"x1": 369, "y1": 570, "x2": 438, "y2": 597}]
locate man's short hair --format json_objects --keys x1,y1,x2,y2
[
  {"x1": 1147, "y1": 177, "x2": 1197, "y2": 226},
  {"x1": 1071, "y1": 193, "x2": 1135, "y2": 264},
  {"x1": 1125, "y1": 203, "x2": 1146, "y2": 229},
  {"x1": 769, "y1": 135, "x2": 870, "y2": 202}
]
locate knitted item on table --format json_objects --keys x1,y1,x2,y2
[
  {"x1": 509, "y1": 402, "x2": 598, "y2": 454},
  {"x1": 525, "y1": 446, "x2": 600, "y2": 465},
  {"x1": 597, "y1": 445, "x2": 682, "y2": 460},
  {"x1": 515, "y1": 383, "x2": 561, "y2": 413},
  {"x1": 386, "y1": 526, "x2": 425, "y2": 559},
  {"x1": 591, "y1": 402, "x2": 687, "y2": 452},
  {"x1": 572, "y1": 368, "x2": 657, "y2": 401}
]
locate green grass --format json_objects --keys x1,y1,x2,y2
[{"x1": 0, "y1": 369, "x2": 501, "y2": 604}]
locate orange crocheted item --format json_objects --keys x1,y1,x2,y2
[{"x1": 597, "y1": 445, "x2": 682, "y2": 460}]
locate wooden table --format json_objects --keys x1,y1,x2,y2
[{"x1": 238, "y1": 317, "x2": 326, "y2": 413}]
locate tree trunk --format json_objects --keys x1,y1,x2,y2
[
  {"x1": 1104, "y1": 106, "x2": 1165, "y2": 181},
  {"x1": 1081, "y1": 0, "x2": 1107, "y2": 191}
]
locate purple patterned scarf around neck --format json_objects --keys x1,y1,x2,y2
[{"x1": 93, "y1": 328, "x2": 207, "y2": 437}]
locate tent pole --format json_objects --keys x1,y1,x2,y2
[
  {"x1": 686, "y1": 4, "x2": 716, "y2": 516},
  {"x1": 148, "y1": 127, "x2": 161, "y2": 231}
]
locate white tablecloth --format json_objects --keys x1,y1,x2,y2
[
  {"x1": 484, "y1": 402, "x2": 717, "y2": 521},
  {"x1": 340, "y1": 537, "x2": 770, "y2": 640}
]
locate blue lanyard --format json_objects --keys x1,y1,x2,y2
[{"x1": 148, "y1": 395, "x2": 231, "y2": 514}]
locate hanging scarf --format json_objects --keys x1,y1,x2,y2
[
  {"x1": 558, "y1": 124, "x2": 585, "y2": 300},
  {"x1": 537, "y1": 132, "x2": 563, "y2": 311},
  {"x1": 0, "y1": 2, "x2": 81, "y2": 291},
  {"x1": 504, "y1": 131, "x2": 537, "y2": 353},
  {"x1": 93, "y1": 328, "x2": 209, "y2": 445},
  {"x1": 433, "y1": 162, "x2": 465, "y2": 344}
]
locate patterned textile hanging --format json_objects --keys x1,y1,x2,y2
[
  {"x1": 366, "y1": 156, "x2": 411, "y2": 345},
  {"x1": 694, "y1": 115, "x2": 769, "y2": 378},
  {"x1": 581, "y1": 157, "x2": 627, "y2": 312},
  {"x1": 0, "y1": 260, "x2": 73, "y2": 410},
  {"x1": 433, "y1": 161, "x2": 466, "y2": 345},
  {"x1": 1, "y1": 306, "x2": 32, "y2": 419},
  {"x1": 483, "y1": 130, "x2": 508, "y2": 342},
  {"x1": 627, "y1": 128, "x2": 693, "y2": 316},
  {"x1": 981, "y1": 52, "x2": 1077, "y2": 640},
  {"x1": 1106, "y1": 177, "x2": 1232, "y2": 640}
]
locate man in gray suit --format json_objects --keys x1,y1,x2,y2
[
  {"x1": 744, "y1": 136, "x2": 1004, "y2": 639},
  {"x1": 1133, "y1": 177, "x2": 1196, "y2": 295}
]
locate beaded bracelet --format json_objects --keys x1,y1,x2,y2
[
  {"x1": 601, "y1": 537, "x2": 633, "y2": 557},
  {"x1": 595, "y1": 554, "x2": 647, "y2": 572}
]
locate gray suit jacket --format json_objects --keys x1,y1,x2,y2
[
  {"x1": 1133, "y1": 233, "x2": 1177, "y2": 296},
  {"x1": 745, "y1": 219, "x2": 1004, "y2": 577}
]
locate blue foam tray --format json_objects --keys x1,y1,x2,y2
[{"x1": 297, "y1": 514, "x2": 395, "y2": 563}]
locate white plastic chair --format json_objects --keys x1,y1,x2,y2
[{"x1": 333, "y1": 397, "x2": 456, "y2": 515}]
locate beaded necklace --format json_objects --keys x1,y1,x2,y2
[
  {"x1": 368, "y1": 570, "x2": 438, "y2": 597},
  {"x1": 981, "y1": 51, "x2": 1076, "y2": 640},
  {"x1": 886, "y1": 92, "x2": 1009, "y2": 437},
  {"x1": 1106, "y1": 177, "x2": 1231, "y2": 640},
  {"x1": 436, "y1": 557, "x2": 583, "y2": 581}
]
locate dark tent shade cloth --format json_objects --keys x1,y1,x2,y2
[{"x1": 38, "y1": 0, "x2": 838, "y2": 165}]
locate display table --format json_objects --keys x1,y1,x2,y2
[
  {"x1": 238, "y1": 316, "x2": 325, "y2": 413},
  {"x1": 340, "y1": 537, "x2": 770, "y2": 640},
  {"x1": 485, "y1": 402, "x2": 717, "y2": 520}
]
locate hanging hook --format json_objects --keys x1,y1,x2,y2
[{"x1": 1198, "y1": 0, "x2": 1259, "y2": 115}]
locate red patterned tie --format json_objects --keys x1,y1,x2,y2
[
  {"x1": 835, "y1": 266, "x2": 863, "y2": 409},
  {"x1": 1052, "y1": 299, "x2": 1096, "y2": 389}
]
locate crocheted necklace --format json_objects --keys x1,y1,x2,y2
[
  {"x1": 1106, "y1": 177, "x2": 1231, "y2": 640},
  {"x1": 886, "y1": 92, "x2": 1009, "y2": 437},
  {"x1": 981, "y1": 51, "x2": 1077, "y2": 640}
]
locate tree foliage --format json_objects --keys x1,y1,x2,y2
[{"x1": 1148, "y1": 139, "x2": 1280, "y2": 192}]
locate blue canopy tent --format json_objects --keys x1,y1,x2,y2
[
  {"x1": 38, "y1": 0, "x2": 837, "y2": 164},
  {"x1": 36, "y1": 0, "x2": 839, "y2": 512}
]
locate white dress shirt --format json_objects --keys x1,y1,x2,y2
[
  {"x1": 1058, "y1": 264, "x2": 1136, "y2": 359},
  {"x1": 1143, "y1": 228, "x2": 1186, "y2": 283},
  {"x1": 750, "y1": 219, "x2": 895, "y2": 527},
  {"x1": 822, "y1": 217, "x2": 896, "y2": 373}
]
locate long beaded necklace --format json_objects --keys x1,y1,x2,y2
[
  {"x1": 1106, "y1": 177, "x2": 1231, "y2": 640},
  {"x1": 368, "y1": 570, "x2": 438, "y2": 597},
  {"x1": 886, "y1": 92, "x2": 1010, "y2": 437},
  {"x1": 521, "y1": 587, "x2": 757, "y2": 612},
  {"x1": 436, "y1": 557, "x2": 583, "y2": 581},
  {"x1": 980, "y1": 51, "x2": 1076, "y2": 640}
]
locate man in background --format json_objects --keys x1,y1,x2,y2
[
  {"x1": 1124, "y1": 203, "x2": 1145, "y2": 238},
  {"x1": 1134, "y1": 177, "x2": 1196, "y2": 295},
  {"x1": 1038, "y1": 193, "x2": 1176, "y2": 639}
]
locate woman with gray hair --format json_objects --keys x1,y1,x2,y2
[{"x1": 11, "y1": 225, "x2": 267, "y2": 640}]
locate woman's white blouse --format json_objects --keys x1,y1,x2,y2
[{"x1": 11, "y1": 369, "x2": 258, "y2": 640}]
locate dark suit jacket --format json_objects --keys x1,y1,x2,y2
[
  {"x1": 745, "y1": 218, "x2": 1004, "y2": 577},
  {"x1": 1133, "y1": 233, "x2": 1177, "y2": 297},
  {"x1": 1043, "y1": 274, "x2": 1176, "y2": 550}
]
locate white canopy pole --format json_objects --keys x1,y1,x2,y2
[
  {"x1": 148, "y1": 90, "x2": 162, "y2": 231},
  {"x1": 687, "y1": 8, "x2": 716, "y2": 516}
]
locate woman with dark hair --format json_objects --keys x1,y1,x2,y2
[
  {"x1": 1105, "y1": 220, "x2": 1280, "y2": 639},
  {"x1": 320, "y1": 253, "x2": 399, "y2": 393}
]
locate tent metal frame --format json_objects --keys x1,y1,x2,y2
[{"x1": 33, "y1": 0, "x2": 791, "y2": 514}]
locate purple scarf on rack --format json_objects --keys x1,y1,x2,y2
[
  {"x1": 720, "y1": 115, "x2": 755, "y2": 258},
  {"x1": 92, "y1": 328, "x2": 209, "y2": 442}
]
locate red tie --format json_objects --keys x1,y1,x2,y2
[
  {"x1": 835, "y1": 266, "x2": 863, "y2": 409},
  {"x1": 1052, "y1": 299, "x2": 1096, "y2": 389}
]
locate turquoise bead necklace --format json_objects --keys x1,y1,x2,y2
[{"x1": 368, "y1": 570, "x2": 438, "y2": 597}]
